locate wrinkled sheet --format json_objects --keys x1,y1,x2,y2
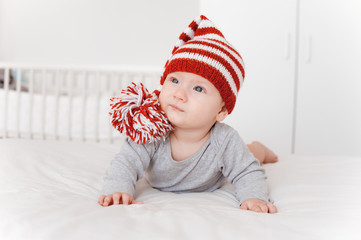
[{"x1": 0, "y1": 139, "x2": 360, "y2": 240}]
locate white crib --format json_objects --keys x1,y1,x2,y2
[{"x1": 0, "y1": 63, "x2": 162, "y2": 144}]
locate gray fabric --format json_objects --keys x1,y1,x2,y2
[{"x1": 101, "y1": 122, "x2": 268, "y2": 204}]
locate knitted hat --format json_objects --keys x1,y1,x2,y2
[{"x1": 160, "y1": 15, "x2": 245, "y2": 114}]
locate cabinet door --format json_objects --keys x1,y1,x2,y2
[
  {"x1": 200, "y1": 0, "x2": 297, "y2": 154},
  {"x1": 296, "y1": 0, "x2": 361, "y2": 156}
]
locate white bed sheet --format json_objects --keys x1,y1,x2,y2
[{"x1": 0, "y1": 139, "x2": 360, "y2": 240}]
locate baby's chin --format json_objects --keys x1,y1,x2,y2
[
  {"x1": 165, "y1": 113, "x2": 179, "y2": 126},
  {"x1": 164, "y1": 113, "x2": 186, "y2": 129}
]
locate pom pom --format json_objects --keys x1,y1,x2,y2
[{"x1": 109, "y1": 82, "x2": 173, "y2": 144}]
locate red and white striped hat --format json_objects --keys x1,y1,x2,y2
[{"x1": 160, "y1": 15, "x2": 245, "y2": 114}]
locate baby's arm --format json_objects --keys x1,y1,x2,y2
[
  {"x1": 100, "y1": 138, "x2": 155, "y2": 205},
  {"x1": 240, "y1": 198, "x2": 277, "y2": 213},
  {"x1": 98, "y1": 192, "x2": 143, "y2": 206},
  {"x1": 220, "y1": 130, "x2": 275, "y2": 213}
]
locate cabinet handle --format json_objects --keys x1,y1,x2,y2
[
  {"x1": 306, "y1": 36, "x2": 313, "y2": 63},
  {"x1": 285, "y1": 32, "x2": 291, "y2": 60}
]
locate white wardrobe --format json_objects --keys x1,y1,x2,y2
[{"x1": 201, "y1": 0, "x2": 361, "y2": 156}]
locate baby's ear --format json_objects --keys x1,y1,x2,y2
[{"x1": 216, "y1": 106, "x2": 228, "y2": 122}]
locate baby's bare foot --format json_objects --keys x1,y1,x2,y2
[{"x1": 253, "y1": 141, "x2": 278, "y2": 164}]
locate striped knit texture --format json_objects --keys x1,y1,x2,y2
[{"x1": 160, "y1": 15, "x2": 245, "y2": 114}]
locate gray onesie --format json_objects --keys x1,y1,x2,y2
[{"x1": 101, "y1": 122, "x2": 268, "y2": 205}]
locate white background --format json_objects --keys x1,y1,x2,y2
[{"x1": 0, "y1": 0, "x2": 199, "y2": 66}]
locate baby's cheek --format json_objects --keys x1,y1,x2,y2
[{"x1": 158, "y1": 92, "x2": 166, "y2": 108}]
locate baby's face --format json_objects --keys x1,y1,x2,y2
[{"x1": 159, "y1": 72, "x2": 227, "y2": 130}]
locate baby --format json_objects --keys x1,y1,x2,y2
[{"x1": 99, "y1": 15, "x2": 278, "y2": 213}]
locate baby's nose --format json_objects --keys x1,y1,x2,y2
[{"x1": 173, "y1": 88, "x2": 187, "y2": 102}]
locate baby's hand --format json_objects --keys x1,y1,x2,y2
[
  {"x1": 240, "y1": 198, "x2": 277, "y2": 214},
  {"x1": 98, "y1": 192, "x2": 143, "y2": 207}
]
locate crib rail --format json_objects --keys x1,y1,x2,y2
[{"x1": 0, "y1": 63, "x2": 162, "y2": 143}]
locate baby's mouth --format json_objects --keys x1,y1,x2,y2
[{"x1": 169, "y1": 104, "x2": 184, "y2": 112}]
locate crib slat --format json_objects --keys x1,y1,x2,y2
[
  {"x1": 54, "y1": 70, "x2": 61, "y2": 140},
  {"x1": 117, "y1": 72, "x2": 122, "y2": 92},
  {"x1": 121, "y1": 72, "x2": 129, "y2": 91},
  {"x1": 94, "y1": 71, "x2": 100, "y2": 143},
  {"x1": 67, "y1": 71, "x2": 73, "y2": 141},
  {"x1": 29, "y1": 69, "x2": 34, "y2": 139},
  {"x1": 2, "y1": 68, "x2": 10, "y2": 138},
  {"x1": 41, "y1": 70, "x2": 47, "y2": 140},
  {"x1": 108, "y1": 72, "x2": 116, "y2": 144},
  {"x1": 152, "y1": 73, "x2": 160, "y2": 91},
  {"x1": 15, "y1": 69, "x2": 22, "y2": 138},
  {"x1": 81, "y1": 72, "x2": 87, "y2": 142}
]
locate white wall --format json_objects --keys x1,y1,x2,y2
[{"x1": 0, "y1": 0, "x2": 199, "y2": 67}]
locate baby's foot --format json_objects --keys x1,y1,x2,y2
[{"x1": 253, "y1": 141, "x2": 278, "y2": 164}]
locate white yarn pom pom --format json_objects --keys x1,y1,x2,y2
[{"x1": 109, "y1": 82, "x2": 173, "y2": 144}]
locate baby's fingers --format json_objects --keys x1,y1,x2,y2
[
  {"x1": 251, "y1": 206, "x2": 262, "y2": 213},
  {"x1": 103, "y1": 195, "x2": 113, "y2": 206},
  {"x1": 122, "y1": 194, "x2": 131, "y2": 205},
  {"x1": 259, "y1": 204, "x2": 269, "y2": 213},
  {"x1": 267, "y1": 203, "x2": 278, "y2": 213},
  {"x1": 98, "y1": 195, "x2": 105, "y2": 205},
  {"x1": 131, "y1": 199, "x2": 144, "y2": 204},
  {"x1": 240, "y1": 202, "x2": 249, "y2": 210},
  {"x1": 113, "y1": 192, "x2": 122, "y2": 205},
  {"x1": 122, "y1": 194, "x2": 143, "y2": 205},
  {"x1": 99, "y1": 193, "x2": 144, "y2": 206}
]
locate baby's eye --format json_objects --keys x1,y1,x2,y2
[
  {"x1": 171, "y1": 78, "x2": 179, "y2": 84},
  {"x1": 194, "y1": 86, "x2": 204, "y2": 93}
]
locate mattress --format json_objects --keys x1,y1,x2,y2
[{"x1": 0, "y1": 139, "x2": 360, "y2": 240}]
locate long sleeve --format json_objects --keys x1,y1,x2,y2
[
  {"x1": 217, "y1": 128, "x2": 268, "y2": 205},
  {"x1": 101, "y1": 138, "x2": 156, "y2": 197}
]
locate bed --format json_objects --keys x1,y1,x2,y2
[{"x1": 1, "y1": 63, "x2": 361, "y2": 240}]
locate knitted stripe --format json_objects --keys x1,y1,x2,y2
[
  {"x1": 195, "y1": 27, "x2": 224, "y2": 38},
  {"x1": 182, "y1": 41, "x2": 244, "y2": 88},
  {"x1": 204, "y1": 37, "x2": 244, "y2": 63},
  {"x1": 199, "y1": 38, "x2": 245, "y2": 75},
  {"x1": 194, "y1": 33, "x2": 228, "y2": 44},
  {"x1": 172, "y1": 48, "x2": 240, "y2": 95}
]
